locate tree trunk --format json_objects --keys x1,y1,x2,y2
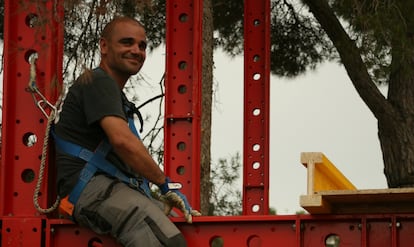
[
  {"x1": 380, "y1": 31, "x2": 414, "y2": 187},
  {"x1": 200, "y1": 0, "x2": 213, "y2": 215}
]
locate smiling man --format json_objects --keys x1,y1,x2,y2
[{"x1": 54, "y1": 16, "x2": 200, "y2": 247}]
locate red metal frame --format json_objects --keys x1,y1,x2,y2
[
  {"x1": 242, "y1": 0, "x2": 271, "y2": 215},
  {"x1": 164, "y1": 0, "x2": 203, "y2": 211},
  {"x1": 1, "y1": 0, "x2": 414, "y2": 247},
  {"x1": 1, "y1": 0, "x2": 62, "y2": 217}
]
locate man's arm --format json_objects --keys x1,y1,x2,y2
[{"x1": 100, "y1": 115, "x2": 166, "y2": 186}]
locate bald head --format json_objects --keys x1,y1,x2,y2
[{"x1": 101, "y1": 16, "x2": 144, "y2": 41}]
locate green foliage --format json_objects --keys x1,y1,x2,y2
[
  {"x1": 295, "y1": 209, "x2": 306, "y2": 215},
  {"x1": 63, "y1": 0, "x2": 162, "y2": 81},
  {"x1": 212, "y1": 0, "x2": 244, "y2": 56},
  {"x1": 209, "y1": 152, "x2": 242, "y2": 216},
  {"x1": 208, "y1": 153, "x2": 282, "y2": 215},
  {"x1": 140, "y1": 0, "x2": 166, "y2": 51},
  {"x1": 270, "y1": 1, "x2": 335, "y2": 77},
  {"x1": 212, "y1": 0, "x2": 336, "y2": 77},
  {"x1": 329, "y1": 0, "x2": 401, "y2": 84}
]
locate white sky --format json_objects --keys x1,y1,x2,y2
[{"x1": 141, "y1": 47, "x2": 389, "y2": 215}]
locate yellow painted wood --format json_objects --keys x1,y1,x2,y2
[{"x1": 301, "y1": 152, "x2": 357, "y2": 194}]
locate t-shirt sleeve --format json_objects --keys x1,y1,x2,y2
[{"x1": 82, "y1": 72, "x2": 126, "y2": 125}]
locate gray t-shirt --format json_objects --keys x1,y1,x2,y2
[{"x1": 55, "y1": 67, "x2": 136, "y2": 197}]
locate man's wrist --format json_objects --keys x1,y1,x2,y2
[
  {"x1": 158, "y1": 177, "x2": 170, "y2": 194},
  {"x1": 159, "y1": 177, "x2": 183, "y2": 194}
]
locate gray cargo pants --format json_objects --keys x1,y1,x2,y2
[{"x1": 73, "y1": 174, "x2": 187, "y2": 247}]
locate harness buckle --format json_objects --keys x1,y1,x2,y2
[
  {"x1": 129, "y1": 177, "x2": 141, "y2": 189},
  {"x1": 59, "y1": 196, "x2": 74, "y2": 217}
]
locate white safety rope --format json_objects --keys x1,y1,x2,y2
[{"x1": 28, "y1": 53, "x2": 65, "y2": 213}]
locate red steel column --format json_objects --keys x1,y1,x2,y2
[
  {"x1": 242, "y1": 0, "x2": 271, "y2": 215},
  {"x1": 1, "y1": 0, "x2": 63, "y2": 246},
  {"x1": 165, "y1": 0, "x2": 203, "y2": 211}
]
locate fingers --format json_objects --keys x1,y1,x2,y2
[
  {"x1": 191, "y1": 209, "x2": 202, "y2": 217},
  {"x1": 161, "y1": 191, "x2": 202, "y2": 223},
  {"x1": 163, "y1": 202, "x2": 172, "y2": 216},
  {"x1": 184, "y1": 210, "x2": 202, "y2": 224}
]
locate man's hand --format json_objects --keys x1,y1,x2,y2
[{"x1": 159, "y1": 177, "x2": 201, "y2": 223}]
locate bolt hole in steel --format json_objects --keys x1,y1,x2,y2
[
  {"x1": 252, "y1": 108, "x2": 261, "y2": 116},
  {"x1": 23, "y1": 132, "x2": 37, "y2": 147},
  {"x1": 179, "y1": 13, "x2": 188, "y2": 23},
  {"x1": 210, "y1": 236, "x2": 223, "y2": 247},
  {"x1": 252, "y1": 204, "x2": 260, "y2": 212},
  {"x1": 176, "y1": 165, "x2": 185, "y2": 175},
  {"x1": 252, "y1": 144, "x2": 260, "y2": 152},
  {"x1": 252, "y1": 161, "x2": 261, "y2": 170},
  {"x1": 253, "y1": 73, "x2": 261, "y2": 81},
  {"x1": 178, "y1": 84, "x2": 187, "y2": 94},
  {"x1": 25, "y1": 50, "x2": 38, "y2": 64},
  {"x1": 178, "y1": 61, "x2": 187, "y2": 70},
  {"x1": 247, "y1": 235, "x2": 261, "y2": 247},
  {"x1": 21, "y1": 168, "x2": 35, "y2": 183},
  {"x1": 177, "y1": 141, "x2": 186, "y2": 151},
  {"x1": 325, "y1": 234, "x2": 340, "y2": 247},
  {"x1": 25, "y1": 13, "x2": 39, "y2": 28},
  {"x1": 88, "y1": 237, "x2": 103, "y2": 247}
]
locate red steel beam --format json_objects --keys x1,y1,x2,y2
[
  {"x1": 1, "y1": 0, "x2": 63, "y2": 217},
  {"x1": 164, "y1": 0, "x2": 203, "y2": 210},
  {"x1": 43, "y1": 214, "x2": 414, "y2": 247},
  {"x1": 243, "y1": 0, "x2": 271, "y2": 215}
]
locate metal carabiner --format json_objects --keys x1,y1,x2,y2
[{"x1": 27, "y1": 53, "x2": 57, "y2": 119}]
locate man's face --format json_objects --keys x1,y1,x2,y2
[{"x1": 100, "y1": 21, "x2": 147, "y2": 80}]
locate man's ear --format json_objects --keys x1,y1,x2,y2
[{"x1": 99, "y1": 38, "x2": 108, "y2": 54}]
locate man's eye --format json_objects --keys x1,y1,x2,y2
[
  {"x1": 120, "y1": 39, "x2": 134, "y2": 45},
  {"x1": 139, "y1": 42, "x2": 147, "y2": 51}
]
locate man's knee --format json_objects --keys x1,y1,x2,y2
[{"x1": 165, "y1": 233, "x2": 187, "y2": 247}]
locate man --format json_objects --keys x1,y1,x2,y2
[{"x1": 54, "y1": 16, "x2": 200, "y2": 247}]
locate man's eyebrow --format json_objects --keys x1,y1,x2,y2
[{"x1": 119, "y1": 37, "x2": 135, "y2": 43}]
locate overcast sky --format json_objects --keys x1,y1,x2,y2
[{"x1": 141, "y1": 48, "x2": 389, "y2": 215}]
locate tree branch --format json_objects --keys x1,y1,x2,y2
[{"x1": 302, "y1": 0, "x2": 395, "y2": 120}]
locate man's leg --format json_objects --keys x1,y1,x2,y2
[{"x1": 73, "y1": 175, "x2": 187, "y2": 247}]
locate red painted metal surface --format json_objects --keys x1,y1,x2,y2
[
  {"x1": 2, "y1": 0, "x2": 414, "y2": 247},
  {"x1": 1, "y1": 0, "x2": 62, "y2": 217},
  {"x1": 243, "y1": 0, "x2": 271, "y2": 215},
  {"x1": 164, "y1": 0, "x2": 203, "y2": 210},
  {"x1": 180, "y1": 214, "x2": 414, "y2": 247}
]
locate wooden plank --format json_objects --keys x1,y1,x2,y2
[{"x1": 300, "y1": 188, "x2": 414, "y2": 214}]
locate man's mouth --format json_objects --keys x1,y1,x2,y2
[{"x1": 124, "y1": 55, "x2": 144, "y2": 64}]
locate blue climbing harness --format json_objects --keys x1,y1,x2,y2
[{"x1": 54, "y1": 99, "x2": 151, "y2": 206}]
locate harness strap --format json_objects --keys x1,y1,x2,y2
[{"x1": 54, "y1": 113, "x2": 152, "y2": 210}]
